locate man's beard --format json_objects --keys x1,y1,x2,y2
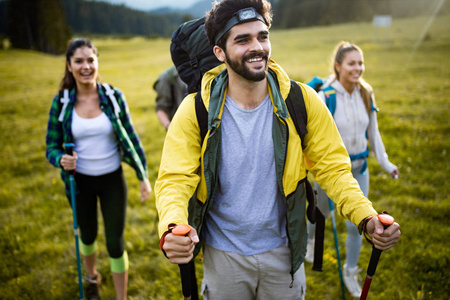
[{"x1": 225, "y1": 51, "x2": 269, "y2": 82}]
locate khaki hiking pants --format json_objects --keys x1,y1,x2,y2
[{"x1": 201, "y1": 244, "x2": 306, "y2": 299}]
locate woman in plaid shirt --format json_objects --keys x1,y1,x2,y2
[{"x1": 45, "y1": 38, "x2": 152, "y2": 300}]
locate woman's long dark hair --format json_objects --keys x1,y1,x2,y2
[{"x1": 59, "y1": 38, "x2": 99, "y2": 91}]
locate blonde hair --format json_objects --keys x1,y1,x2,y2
[{"x1": 330, "y1": 41, "x2": 376, "y2": 113}]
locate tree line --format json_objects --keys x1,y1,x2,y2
[
  {"x1": 0, "y1": 0, "x2": 189, "y2": 54},
  {"x1": 1, "y1": 0, "x2": 448, "y2": 55},
  {"x1": 272, "y1": 0, "x2": 449, "y2": 28},
  {"x1": 61, "y1": 0, "x2": 187, "y2": 37}
]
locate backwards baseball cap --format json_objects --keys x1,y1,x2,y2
[{"x1": 214, "y1": 7, "x2": 267, "y2": 45}]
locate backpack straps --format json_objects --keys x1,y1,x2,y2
[
  {"x1": 58, "y1": 89, "x2": 70, "y2": 122},
  {"x1": 312, "y1": 208, "x2": 325, "y2": 271},
  {"x1": 195, "y1": 92, "x2": 208, "y2": 144},
  {"x1": 322, "y1": 86, "x2": 337, "y2": 116},
  {"x1": 323, "y1": 85, "x2": 377, "y2": 116},
  {"x1": 58, "y1": 84, "x2": 121, "y2": 123},
  {"x1": 306, "y1": 76, "x2": 324, "y2": 92},
  {"x1": 287, "y1": 90, "x2": 317, "y2": 230},
  {"x1": 195, "y1": 80, "x2": 308, "y2": 147},
  {"x1": 194, "y1": 80, "x2": 318, "y2": 225},
  {"x1": 285, "y1": 80, "x2": 308, "y2": 148},
  {"x1": 102, "y1": 83, "x2": 121, "y2": 118}
]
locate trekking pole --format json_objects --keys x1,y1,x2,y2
[
  {"x1": 312, "y1": 209, "x2": 325, "y2": 272},
  {"x1": 360, "y1": 214, "x2": 395, "y2": 300},
  {"x1": 172, "y1": 224, "x2": 199, "y2": 300},
  {"x1": 328, "y1": 198, "x2": 346, "y2": 300},
  {"x1": 64, "y1": 143, "x2": 84, "y2": 299}
]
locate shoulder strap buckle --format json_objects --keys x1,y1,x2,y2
[
  {"x1": 58, "y1": 89, "x2": 70, "y2": 122},
  {"x1": 102, "y1": 83, "x2": 121, "y2": 118}
]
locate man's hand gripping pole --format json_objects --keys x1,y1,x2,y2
[{"x1": 172, "y1": 224, "x2": 199, "y2": 300}]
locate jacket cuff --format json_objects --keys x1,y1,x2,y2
[{"x1": 358, "y1": 216, "x2": 373, "y2": 235}]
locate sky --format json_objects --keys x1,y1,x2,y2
[{"x1": 101, "y1": 0, "x2": 201, "y2": 11}]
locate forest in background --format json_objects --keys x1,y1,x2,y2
[
  {"x1": 1, "y1": 0, "x2": 449, "y2": 41},
  {"x1": 0, "y1": 0, "x2": 188, "y2": 39}
]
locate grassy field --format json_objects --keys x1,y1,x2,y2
[{"x1": 0, "y1": 13, "x2": 449, "y2": 299}]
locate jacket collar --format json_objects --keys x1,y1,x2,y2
[
  {"x1": 331, "y1": 79, "x2": 360, "y2": 96},
  {"x1": 67, "y1": 82, "x2": 108, "y2": 105},
  {"x1": 201, "y1": 59, "x2": 291, "y2": 118}
]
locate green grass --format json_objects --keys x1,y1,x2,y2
[{"x1": 1, "y1": 14, "x2": 449, "y2": 299}]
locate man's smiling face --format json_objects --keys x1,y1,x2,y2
[{"x1": 221, "y1": 20, "x2": 271, "y2": 82}]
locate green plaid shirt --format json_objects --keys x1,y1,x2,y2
[{"x1": 46, "y1": 83, "x2": 148, "y2": 198}]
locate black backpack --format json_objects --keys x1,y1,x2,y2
[{"x1": 170, "y1": 17, "x2": 222, "y2": 94}]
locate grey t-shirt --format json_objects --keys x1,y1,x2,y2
[{"x1": 204, "y1": 94, "x2": 288, "y2": 255}]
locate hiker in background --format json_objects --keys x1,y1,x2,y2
[
  {"x1": 45, "y1": 38, "x2": 152, "y2": 300},
  {"x1": 155, "y1": 1, "x2": 401, "y2": 299},
  {"x1": 153, "y1": 66, "x2": 187, "y2": 130},
  {"x1": 304, "y1": 41, "x2": 400, "y2": 298}
]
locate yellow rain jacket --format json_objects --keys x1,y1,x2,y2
[{"x1": 155, "y1": 60, "x2": 377, "y2": 275}]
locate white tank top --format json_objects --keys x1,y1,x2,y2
[{"x1": 72, "y1": 108, "x2": 121, "y2": 176}]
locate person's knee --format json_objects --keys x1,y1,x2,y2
[
  {"x1": 106, "y1": 236, "x2": 125, "y2": 258},
  {"x1": 80, "y1": 230, "x2": 97, "y2": 247}
]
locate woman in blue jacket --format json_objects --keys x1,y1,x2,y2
[{"x1": 305, "y1": 41, "x2": 399, "y2": 298}]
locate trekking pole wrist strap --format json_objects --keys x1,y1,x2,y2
[
  {"x1": 362, "y1": 211, "x2": 390, "y2": 245},
  {"x1": 159, "y1": 223, "x2": 178, "y2": 259}
]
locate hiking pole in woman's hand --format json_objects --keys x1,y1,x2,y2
[
  {"x1": 172, "y1": 224, "x2": 199, "y2": 300},
  {"x1": 360, "y1": 213, "x2": 395, "y2": 300},
  {"x1": 64, "y1": 143, "x2": 84, "y2": 299}
]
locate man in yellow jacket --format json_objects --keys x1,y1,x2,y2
[{"x1": 155, "y1": 0, "x2": 401, "y2": 299}]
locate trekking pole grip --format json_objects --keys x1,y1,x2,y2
[
  {"x1": 65, "y1": 143, "x2": 74, "y2": 155},
  {"x1": 172, "y1": 224, "x2": 197, "y2": 300},
  {"x1": 64, "y1": 143, "x2": 75, "y2": 175},
  {"x1": 366, "y1": 214, "x2": 394, "y2": 275}
]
